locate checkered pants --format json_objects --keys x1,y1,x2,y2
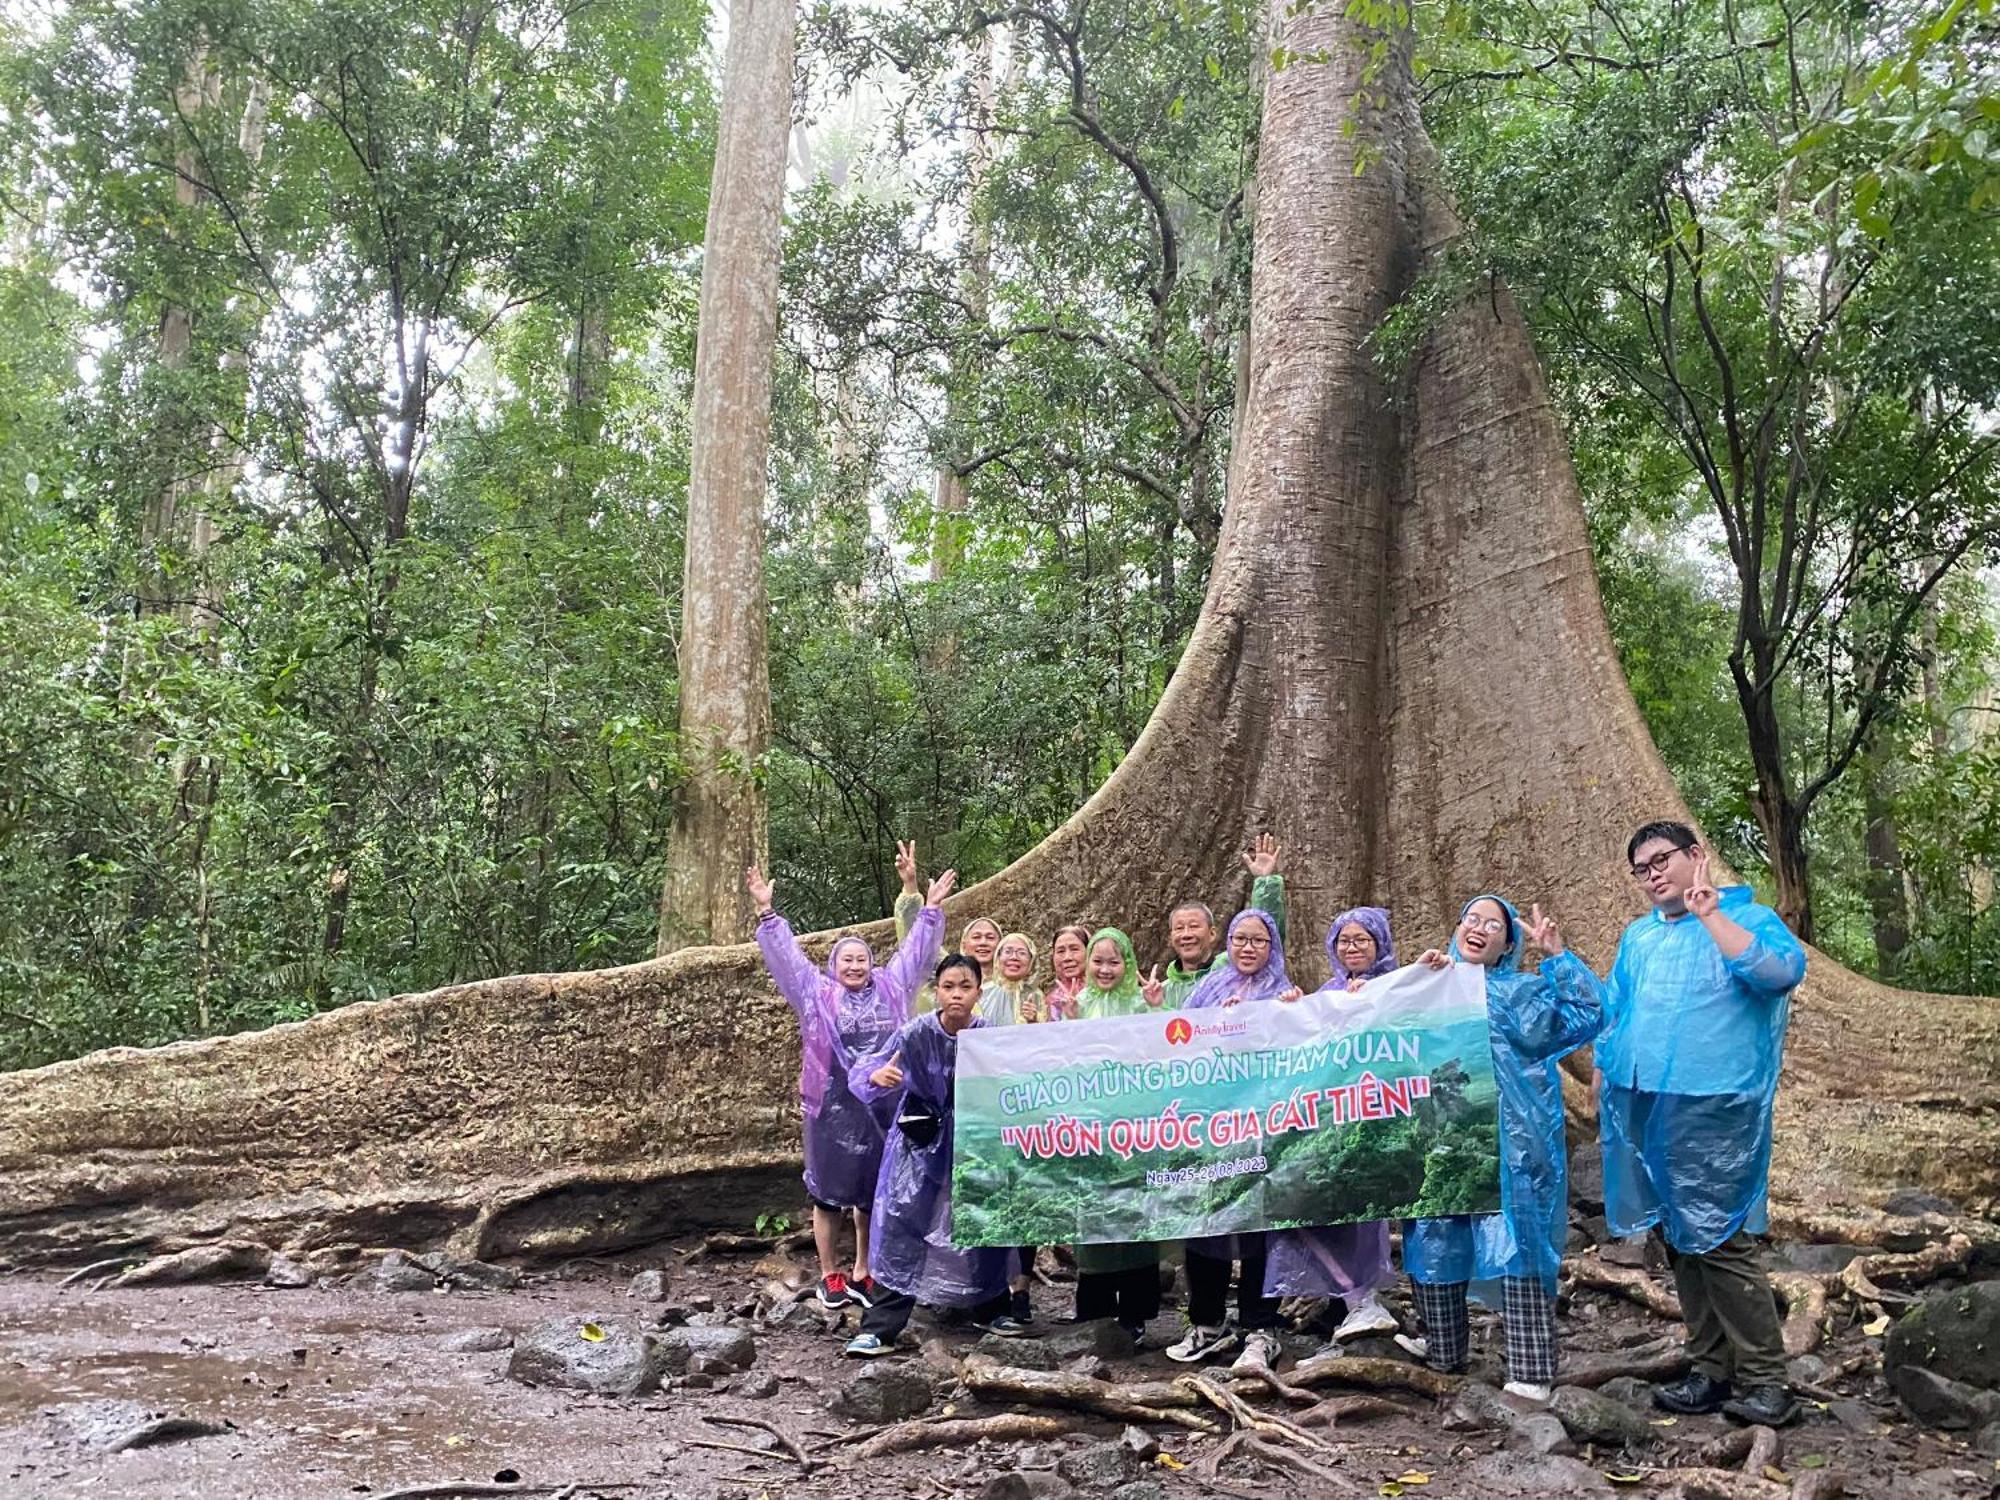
[{"x1": 1410, "y1": 1277, "x2": 1558, "y2": 1385}]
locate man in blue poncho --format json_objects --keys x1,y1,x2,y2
[{"x1": 1598, "y1": 820, "x2": 1808, "y2": 1428}]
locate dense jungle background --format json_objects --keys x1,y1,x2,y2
[{"x1": 1, "y1": 0, "x2": 1996, "y2": 1072}]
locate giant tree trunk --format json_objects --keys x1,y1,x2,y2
[
  {"x1": 3, "y1": 7, "x2": 1996, "y2": 1266},
  {"x1": 655, "y1": 0, "x2": 791, "y2": 954}
]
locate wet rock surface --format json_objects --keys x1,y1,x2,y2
[
  {"x1": 1887, "y1": 1280, "x2": 2000, "y2": 1428},
  {"x1": 507, "y1": 1314, "x2": 681, "y2": 1396},
  {"x1": 829, "y1": 1361, "x2": 934, "y2": 1422}
]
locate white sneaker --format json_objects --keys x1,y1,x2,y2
[
  {"x1": 1393, "y1": 1332, "x2": 1429, "y2": 1361},
  {"x1": 1333, "y1": 1293, "x2": 1399, "y2": 1341},
  {"x1": 1164, "y1": 1324, "x2": 1243, "y2": 1364},
  {"x1": 1230, "y1": 1329, "x2": 1283, "y2": 1372},
  {"x1": 1502, "y1": 1381, "x2": 1553, "y2": 1404}
]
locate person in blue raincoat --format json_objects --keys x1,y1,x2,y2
[
  {"x1": 1597, "y1": 820, "x2": 1807, "y2": 1428},
  {"x1": 842, "y1": 953, "x2": 1021, "y2": 1356},
  {"x1": 1403, "y1": 894, "x2": 1604, "y2": 1403}
]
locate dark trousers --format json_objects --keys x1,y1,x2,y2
[
  {"x1": 1185, "y1": 1241, "x2": 1280, "y2": 1331},
  {"x1": 1664, "y1": 1229, "x2": 1787, "y2": 1387},
  {"x1": 1410, "y1": 1276, "x2": 1558, "y2": 1385},
  {"x1": 860, "y1": 1288, "x2": 1008, "y2": 1342},
  {"x1": 1075, "y1": 1265, "x2": 1161, "y2": 1332}
]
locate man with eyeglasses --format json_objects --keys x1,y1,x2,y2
[
  {"x1": 1159, "y1": 834, "x2": 1287, "y2": 1010},
  {"x1": 1597, "y1": 819, "x2": 1808, "y2": 1427}
]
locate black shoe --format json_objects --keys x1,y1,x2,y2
[
  {"x1": 1721, "y1": 1385, "x2": 1800, "y2": 1427},
  {"x1": 1653, "y1": 1371, "x2": 1732, "y2": 1415},
  {"x1": 1010, "y1": 1288, "x2": 1033, "y2": 1325}
]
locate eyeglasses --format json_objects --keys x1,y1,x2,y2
[
  {"x1": 1630, "y1": 845, "x2": 1692, "y2": 879},
  {"x1": 1229, "y1": 933, "x2": 1272, "y2": 948},
  {"x1": 1460, "y1": 916, "x2": 1506, "y2": 935},
  {"x1": 1334, "y1": 934, "x2": 1374, "y2": 947}
]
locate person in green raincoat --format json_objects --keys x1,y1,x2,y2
[{"x1": 1161, "y1": 836, "x2": 1288, "y2": 1009}]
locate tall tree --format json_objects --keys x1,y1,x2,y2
[{"x1": 656, "y1": 0, "x2": 796, "y2": 953}]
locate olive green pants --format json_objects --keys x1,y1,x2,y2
[{"x1": 1663, "y1": 1229, "x2": 1788, "y2": 1388}]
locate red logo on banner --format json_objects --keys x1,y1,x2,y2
[{"x1": 1164, "y1": 1017, "x2": 1194, "y2": 1046}]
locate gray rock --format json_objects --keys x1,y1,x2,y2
[
  {"x1": 973, "y1": 1334, "x2": 1059, "y2": 1369},
  {"x1": 507, "y1": 1314, "x2": 680, "y2": 1397},
  {"x1": 1824, "y1": 1397, "x2": 1884, "y2": 1435},
  {"x1": 1973, "y1": 1420, "x2": 2000, "y2": 1458},
  {"x1": 1771, "y1": 1242, "x2": 1862, "y2": 1275},
  {"x1": 659, "y1": 1324, "x2": 756, "y2": 1376},
  {"x1": 687, "y1": 1293, "x2": 717, "y2": 1312},
  {"x1": 981, "y1": 1474, "x2": 1078, "y2": 1500},
  {"x1": 371, "y1": 1250, "x2": 438, "y2": 1293},
  {"x1": 1596, "y1": 1377, "x2": 1654, "y2": 1410},
  {"x1": 1600, "y1": 1236, "x2": 1649, "y2": 1269},
  {"x1": 1576, "y1": 1214, "x2": 1612, "y2": 1247},
  {"x1": 681, "y1": 1371, "x2": 715, "y2": 1389},
  {"x1": 1549, "y1": 1385, "x2": 1655, "y2": 1448},
  {"x1": 1515, "y1": 1412, "x2": 1575, "y2": 1456},
  {"x1": 410, "y1": 1250, "x2": 521, "y2": 1290},
  {"x1": 1448, "y1": 1383, "x2": 1575, "y2": 1455},
  {"x1": 1107, "y1": 1483, "x2": 1165, "y2": 1500},
  {"x1": 1065, "y1": 1355, "x2": 1107, "y2": 1379},
  {"x1": 1056, "y1": 1442, "x2": 1138, "y2": 1490},
  {"x1": 264, "y1": 1254, "x2": 313, "y2": 1289},
  {"x1": 734, "y1": 1371, "x2": 780, "y2": 1400},
  {"x1": 628, "y1": 1269, "x2": 670, "y2": 1302},
  {"x1": 1118, "y1": 1425, "x2": 1159, "y2": 1462},
  {"x1": 1883, "y1": 1187, "x2": 1959, "y2": 1219},
  {"x1": 763, "y1": 1298, "x2": 810, "y2": 1328},
  {"x1": 1048, "y1": 1318, "x2": 1137, "y2": 1361},
  {"x1": 830, "y1": 1363, "x2": 934, "y2": 1423},
  {"x1": 1787, "y1": 1354, "x2": 1831, "y2": 1387},
  {"x1": 1567, "y1": 1144, "x2": 1605, "y2": 1211},
  {"x1": 1888, "y1": 1365, "x2": 2000, "y2": 1430},
  {"x1": 1887, "y1": 1282, "x2": 2000, "y2": 1422},
  {"x1": 446, "y1": 1325, "x2": 514, "y2": 1353},
  {"x1": 1456, "y1": 1452, "x2": 1613, "y2": 1494}
]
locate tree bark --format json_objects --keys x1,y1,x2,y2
[
  {"x1": 1861, "y1": 727, "x2": 1908, "y2": 979},
  {"x1": 655, "y1": 0, "x2": 792, "y2": 954},
  {"x1": 3, "y1": 2, "x2": 1996, "y2": 1265}
]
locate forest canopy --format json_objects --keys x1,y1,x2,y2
[{"x1": 1, "y1": 0, "x2": 1996, "y2": 1071}]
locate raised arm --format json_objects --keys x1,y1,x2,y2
[
  {"x1": 1496, "y1": 913, "x2": 1606, "y2": 1061},
  {"x1": 881, "y1": 903, "x2": 944, "y2": 1009},
  {"x1": 1242, "y1": 834, "x2": 1288, "y2": 946},
  {"x1": 1720, "y1": 902, "x2": 1808, "y2": 996},
  {"x1": 892, "y1": 838, "x2": 922, "y2": 942}
]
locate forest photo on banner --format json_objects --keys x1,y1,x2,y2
[{"x1": 952, "y1": 964, "x2": 1503, "y2": 1247}]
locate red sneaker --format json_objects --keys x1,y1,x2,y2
[{"x1": 816, "y1": 1273, "x2": 852, "y2": 1309}]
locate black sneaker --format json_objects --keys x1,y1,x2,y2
[
  {"x1": 848, "y1": 1276, "x2": 880, "y2": 1310},
  {"x1": 1654, "y1": 1371, "x2": 1732, "y2": 1415},
  {"x1": 1721, "y1": 1385, "x2": 1800, "y2": 1427},
  {"x1": 1010, "y1": 1288, "x2": 1033, "y2": 1325},
  {"x1": 979, "y1": 1314, "x2": 1032, "y2": 1337},
  {"x1": 816, "y1": 1273, "x2": 853, "y2": 1310}
]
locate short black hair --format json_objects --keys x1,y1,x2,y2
[
  {"x1": 1627, "y1": 819, "x2": 1699, "y2": 864},
  {"x1": 936, "y1": 952, "x2": 982, "y2": 986}
]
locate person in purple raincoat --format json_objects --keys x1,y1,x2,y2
[
  {"x1": 841, "y1": 954, "x2": 1020, "y2": 1356},
  {"x1": 1165, "y1": 908, "x2": 1294, "y2": 1370},
  {"x1": 748, "y1": 862, "x2": 956, "y2": 1313},
  {"x1": 1264, "y1": 906, "x2": 1400, "y2": 1349}
]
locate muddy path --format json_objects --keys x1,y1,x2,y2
[{"x1": 0, "y1": 1235, "x2": 1992, "y2": 1499}]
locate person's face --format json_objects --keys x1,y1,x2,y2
[
  {"x1": 1169, "y1": 906, "x2": 1217, "y2": 967},
  {"x1": 1455, "y1": 899, "x2": 1511, "y2": 967},
  {"x1": 1631, "y1": 836, "x2": 1697, "y2": 914},
  {"x1": 1227, "y1": 914, "x2": 1273, "y2": 976},
  {"x1": 1334, "y1": 923, "x2": 1378, "y2": 972},
  {"x1": 1089, "y1": 939, "x2": 1127, "y2": 990},
  {"x1": 997, "y1": 937, "x2": 1033, "y2": 981},
  {"x1": 832, "y1": 941, "x2": 872, "y2": 989},
  {"x1": 963, "y1": 920, "x2": 1001, "y2": 965},
  {"x1": 935, "y1": 964, "x2": 980, "y2": 1029},
  {"x1": 1051, "y1": 931, "x2": 1085, "y2": 980}
]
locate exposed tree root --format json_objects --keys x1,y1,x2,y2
[
  {"x1": 959, "y1": 1355, "x2": 1217, "y2": 1430},
  {"x1": 1231, "y1": 1361, "x2": 1320, "y2": 1406},
  {"x1": 109, "y1": 1241, "x2": 267, "y2": 1288},
  {"x1": 1839, "y1": 1234, "x2": 1972, "y2": 1302},
  {"x1": 703, "y1": 1413, "x2": 815, "y2": 1471},
  {"x1": 1293, "y1": 1394, "x2": 1412, "y2": 1427},
  {"x1": 1789, "y1": 1469, "x2": 1848, "y2": 1499},
  {"x1": 1561, "y1": 1336, "x2": 1691, "y2": 1389},
  {"x1": 1696, "y1": 1427, "x2": 1758, "y2": 1469},
  {"x1": 1286, "y1": 1350, "x2": 1461, "y2": 1398},
  {"x1": 1770, "y1": 1274, "x2": 1830, "y2": 1357},
  {"x1": 1644, "y1": 1468, "x2": 1786, "y2": 1498},
  {"x1": 1567, "y1": 1253, "x2": 1684, "y2": 1320},
  {"x1": 1768, "y1": 1207, "x2": 1996, "y2": 1254},
  {"x1": 1177, "y1": 1372, "x2": 1336, "y2": 1451},
  {"x1": 370, "y1": 1485, "x2": 638, "y2": 1500},
  {"x1": 103, "y1": 1415, "x2": 231, "y2": 1452},
  {"x1": 1739, "y1": 1425, "x2": 1783, "y2": 1477},
  {"x1": 847, "y1": 1413, "x2": 1078, "y2": 1461},
  {"x1": 680, "y1": 1228, "x2": 814, "y2": 1263},
  {"x1": 57, "y1": 1256, "x2": 138, "y2": 1288}
]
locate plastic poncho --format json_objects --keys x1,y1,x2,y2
[
  {"x1": 1597, "y1": 886, "x2": 1805, "y2": 1254},
  {"x1": 891, "y1": 897, "x2": 1000, "y2": 1016},
  {"x1": 1078, "y1": 928, "x2": 1150, "y2": 1019},
  {"x1": 1404, "y1": 895, "x2": 1605, "y2": 1292},
  {"x1": 1161, "y1": 875, "x2": 1288, "y2": 1009},
  {"x1": 756, "y1": 905, "x2": 944, "y2": 1210},
  {"x1": 1185, "y1": 909, "x2": 1294, "y2": 1261},
  {"x1": 1264, "y1": 907, "x2": 1400, "y2": 1298},
  {"x1": 1044, "y1": 971, "x2": 1087, "y2": 1021},
  {"x1": 978, "y1": 932, "x2": 1044, "y2": 1026},
  {"x1": 850, "y1": 1012, "x2": 1014, "y2": 1307},
  {"x1": 1183, "y1": 909, "x2": 1292, "y2": 1010}
]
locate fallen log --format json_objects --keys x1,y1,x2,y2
[
  {"x1": 846, "y1": 1413, "x2": 1079, "y2": 1461},
  {"x1": 959, "y1": 1355, "x2": 1217, "y2": 1430},
  {"x1": 1567, "y1": 1253, "x2": 1684, "y2": 1320},
  {"x1": 1768, "y1": 1207, "x2": 1996, "y2": 1255},
  {"x1": 1558, "y1": 1336, "x2": 1691, "y2": 1390}
]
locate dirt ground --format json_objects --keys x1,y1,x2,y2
[{"x1": 2, "y1": 1235, "x2": 1995, "y2": 1500}]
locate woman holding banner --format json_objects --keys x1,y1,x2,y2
[
  {"x1": 1166, "y1": 908, "x2": 1295, "y2": 1368},
  {"x1": 1264, "y1": 907, "x2": 1401, "y2": 1346},
  {"x1": 1402, "y1": 895, "x2": 1604, "y2": 1402}
]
